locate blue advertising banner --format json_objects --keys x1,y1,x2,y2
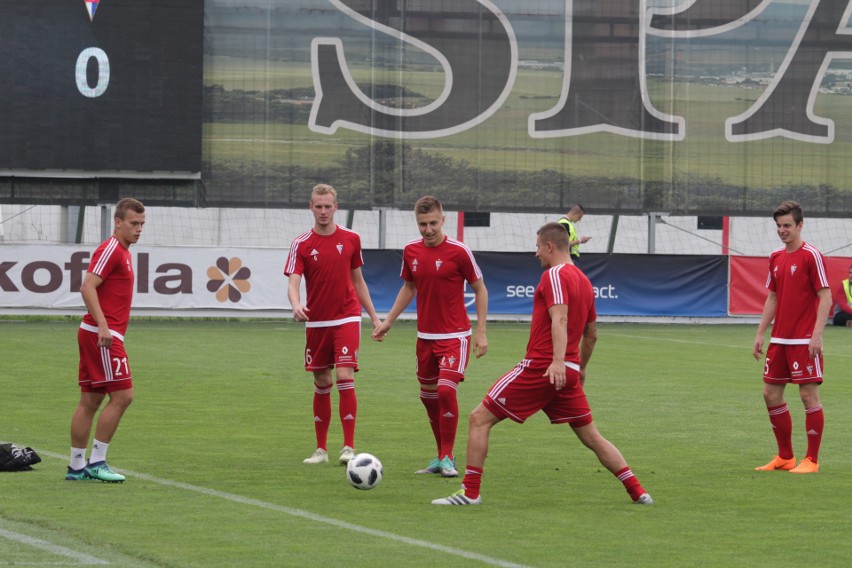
[{"x1": 363, "y1": 251, "x2": 728, "y2": 317}]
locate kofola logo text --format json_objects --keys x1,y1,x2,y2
[{"x1": 1, "y1": 252, "x2": 195, "y2": 295}]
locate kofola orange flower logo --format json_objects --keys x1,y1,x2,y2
[{"x1": 207, "y1": 257, "x2": 251, "y2": 303}]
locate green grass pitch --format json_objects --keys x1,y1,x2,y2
[{"x1": 1, "y1": 318, "x2": 851, "y2": 567}]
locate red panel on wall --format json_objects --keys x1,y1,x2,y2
[{"x1": 730, "y1": 255, "x2": 852, "y2": 315}]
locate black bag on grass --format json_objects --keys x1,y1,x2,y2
[{"x1": 0, "y1": 443, "x2": 42, "y2": 471}]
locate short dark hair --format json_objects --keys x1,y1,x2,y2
[
  {"x1": 537, "y1": 222, "x2": 570, "y2": 251},
  {"x1": 415, "y1": 195, "x2": 443, "y2": 215},
  {"x1": 570, "y1": 203, "x2": 585, "y2": 214},
  {"x1": 114, "y1": 198, "x2": 144, "y2": 220},
  {"x1": 773, "y1": 200, "x2": 803, "y2": 225}
]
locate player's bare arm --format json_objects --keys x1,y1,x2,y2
[
  {"x1": 753, "y1": 292, "x2": 777, "y2": 360},
  {"x1": 808, "y1": 288, "x2": 832, "y2": 358},
  {"x1": 471, "y1": 278, "x2": 489, "y2": 358},
  {"x1": 80, "y1": 272, "x2": 111, "y2": 347},
  {"x1": 351, "y1": 267, "x2": 381, "y2": 330},
  {"x1": 371, "y1": 281, "x2": 416, "y2": 341},
  {"x1": 287, "y1": 273, "x2": 310, "y2": 322},
  {"x1": 545, "y1": 304, "x2": 568, "y2": 390}
]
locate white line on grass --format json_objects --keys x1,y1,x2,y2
[
  {"x1": 34, "y1": 450, "x2": 531, "y2": 568},
  {"x1": 0, "y1": 527, "x2": 109, "y2": 565}
]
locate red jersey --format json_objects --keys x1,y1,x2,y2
[
  {"x1": 82, "y1": 236, "x2": 135, "y2": 336},
  {"x1": 526, "y1": 263, "x2": 596, "y2": 364},
  {"x1": 400, "y1": 236, "x2": 482, "y2": 338},
  {"x1": 765, "y1": 242, "x2": 829, "y2": 342},
  {"x1": 284, "y1": 225, "x2": 364, "y2": 324}
]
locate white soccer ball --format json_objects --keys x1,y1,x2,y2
[{"x1": 345, "y1": 453, "x2": 383, "y2": 490}]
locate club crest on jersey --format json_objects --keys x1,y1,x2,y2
[
  {"x1": 435, "y1": 259, "x2": 443, "y2": 270},
  {"x1": 336, "y1": 243, "x2": 343, "y2": 254},
  {"x1": 310, "y1": 249, "x2": 319, "y2": 261},
  {"x1": 790, "y1": 264, "x2": 797, "y2": 276},
  {"x1": 807, "y1": 363, "x2": 814, "y2": 374}
]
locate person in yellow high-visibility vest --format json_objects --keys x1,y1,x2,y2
[
  {"x1": 832, "y1": 263, "x2": 852, "y2": 327},
  {"x1": 557, "y1": 204, "x2": 591, "y2": 265}
]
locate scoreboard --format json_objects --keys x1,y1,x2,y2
[{"x1": 0, "y1": 0, "x2": 203, "y2": 178}]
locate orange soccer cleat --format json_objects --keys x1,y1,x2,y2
[
  {"x1": 755, "y1": 455, "x2": 796, "y2": 471},
  {"x1": 789, "y1": 457, "x2": 819, "y2": 474}
]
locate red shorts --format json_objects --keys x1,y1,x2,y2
[
  {"x1": 763, "y1": 343, "x2": 823, "y2": 384},
  {"x1": 483, "y1": 359, "x2": 593, "y2": 426},
  {"x1": 415, "y1": 336, "x2": 470, "y2": 385},
  {"x1": 304, "y1": 320, "x2": 361, "y2": 371},
  {"x1": 77, "y1": 327, "x2": 133, "y2": 393}
]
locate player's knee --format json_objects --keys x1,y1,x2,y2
[
  {"x1": 109, "y1": 389, "x2": 134, "y2": 410},
  {"x1": 469, "y1": 403, "x2": 495, "y2": 429}
]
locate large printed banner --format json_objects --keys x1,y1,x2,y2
[
  {"x1": 574, "y1": 253, "x2": 728, "y2": 317},
  {"x1": 2, "y1": 246, "x2": 728, "y2": 317},
  {"x1": 364, "y1": 251, "x2": 730, "y2": 317},
  {"x1": 0, "y1": 245, "x2": 290, "y2": 311},
  {"x1": 196, "y1": 1, "x2": 852, "y2": 214}
]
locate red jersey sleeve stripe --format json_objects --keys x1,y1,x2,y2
[
  {"x1": 284, "y1": 231, "x2": 311, "y2": 275},
  {"x1": 446, "y1": 238, "x2": 483, "y2": 280},
  {"x1": 548, "y1": 265, "x2": 564, "y2": 305},
  {"x1": 803, "y1": 243, "x2": 830, "y2": 288},
  {"x1": 90, "y1": 237, "x2": 119, "y2": 276}
]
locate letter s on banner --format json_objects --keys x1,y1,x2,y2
[{"x1": 309, "y1": 0, "x2": 517, "y2": 138}]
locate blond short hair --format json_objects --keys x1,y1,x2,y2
[{"x1": 310, "y1": 184, "x2": 338, "y2": 203}]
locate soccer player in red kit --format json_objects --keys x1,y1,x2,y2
[
  {"x1": 372, "y1": 196, "x2": 488, "y2": 477},
  {"x1": 433, "y1": 223, "x2": 652, "y2": 505},
  {"x1": 753, "y1": 200, "x2": 831, "y2": 474},
  {"x1": 285, "y1": 184, "x2": 381, "y2": 466},
  {"x1": 67, "y1": 198, "x2": 146, "y2": 483}
]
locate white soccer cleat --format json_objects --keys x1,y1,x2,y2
[
  {"x1": 339, "y1": 446, "x2": 356, "y2": 465},
  {"x1": 634, "y1": 493, "x2": 654, "y2": 505},
  {"x1": 303, "y1": 449, "x2": 328, "y2": 464},
  {"x1": 432, "y1": 488, "x2": 481, "y2": 506}
]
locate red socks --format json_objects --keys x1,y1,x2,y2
[
  {"x1": 462, "y1": 466, "x2": 483, "y2": 499},
  {"x1": 337, "y1": 379, "x2": 357, "y2": 449},
  {"x1": 767, "y1": 403, "x2": 794, "y2": 460},
  {"x1": 437, "y1": 379, "x2": 459, "y2": 459},
  {"x1": 312, "y1": 382, "x2": 332, "y2": 450},
  {"x1": 311, "y1": 380, "x2": 358, "y2": 451},
  {"x1": 615, "y1": 467, "x2": 646, "y2": 501},
  {"x1": 804, "y1": 404, "x2": 824, "y2": 463},
  {"x1": 420, "y1": 388, "x2": 441, "y2": 455}
]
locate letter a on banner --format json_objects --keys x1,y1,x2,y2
[
  {"x1": 309, "y1": 0, "x2": 517, "y2": 138},
  {"x1": 727, "y1": 0, "x2": 852, "y2": 143}
]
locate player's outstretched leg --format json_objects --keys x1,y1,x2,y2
[{"x1": 572, "y1": 421, "x2": 652, "y2": 504}]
